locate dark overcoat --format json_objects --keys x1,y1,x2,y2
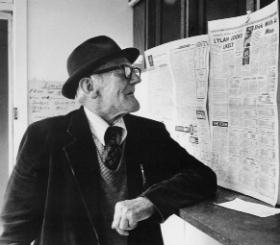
[{"x1": 0, "y1": 107, "x2": 217, "y2": 245}]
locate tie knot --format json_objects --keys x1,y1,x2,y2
[{"x1": 104, "y1": 126, "x2": 122, "y2": 146}]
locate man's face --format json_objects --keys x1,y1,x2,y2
[{"x1": 94, "y1": 57, "x2": 141, "y2": 121}]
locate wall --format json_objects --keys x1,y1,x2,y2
[{"x1": 28, "y1": 0, "x2": 133, "y2": 81}]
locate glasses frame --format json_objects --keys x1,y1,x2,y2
[{"x1": 92, "y1": 64, "x2": 141, "y2": 81}]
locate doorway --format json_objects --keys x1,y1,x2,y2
[{"x1": 0, "y1": 12, "x2": 12, "y2": 208}]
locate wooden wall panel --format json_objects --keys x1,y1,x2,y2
[
  {"x1": 207, "y1": 0, "x2": 246, "y2": 21},
  {"x1": 161, "y1": 0, "x2": 182, "y2": 43},
  {"x1": 260, "y1": 0, "x2": 275, "y2": 8},
  {"x1": 133, "y1": 0, "x2": 146, "y2": 55},
  {"x1": 187, "y1": 0, "x2": 206, "y2": 36}
]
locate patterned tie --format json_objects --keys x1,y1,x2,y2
[{"x1": 104, "y1": 126, "x2": 122, "y2": 170}]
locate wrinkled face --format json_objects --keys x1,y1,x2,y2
[{"x1": 93, "y1": 57, "x2": 141, "y2": 122}]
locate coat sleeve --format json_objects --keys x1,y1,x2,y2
[
  {"x1": 0, "y1": 123, "x2": 49, "y2": 245},
  {"x1": 141, "y1": 122, "x2": 217, "y2": 222}
]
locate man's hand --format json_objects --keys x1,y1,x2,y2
[{"x1": 111, "y1": 197, "x2": 154, "y2": 236}]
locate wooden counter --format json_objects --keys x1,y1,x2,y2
[{"x1": 179, "y1": 187, "x2": 280, "y2": 245}]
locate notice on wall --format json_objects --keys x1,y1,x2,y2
[
  {"x1": 208, "y1": 1, "x2": 279, "y2": 205},
  {"x1": 28, "y1": 79, "x2": 79, "y2": 123},
  {"x1": 140, "y1": 1, "x2": 279, "y2": 205}
]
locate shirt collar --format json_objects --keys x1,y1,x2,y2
[{"x1": 83, "y1": 106, "x2": 127, "y2": 146}]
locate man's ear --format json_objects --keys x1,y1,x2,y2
[{"x1": 79, "y1": 77, "x2": 99, "y2": 98}]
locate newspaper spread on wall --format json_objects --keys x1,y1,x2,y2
[
  {"x1": 143, "y1": 36, "x2": 211, "y2": 163},
  {"x1": 208, "y1": 1, "x2": 279, "y2": 205},
  {"x1": 168, "y1": 36, "x2": 211, "y2": 164}
]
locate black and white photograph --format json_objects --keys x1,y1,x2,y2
[{"x1": 0, "y1": 1, "x2": 279, "y2": 245}]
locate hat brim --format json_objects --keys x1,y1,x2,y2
[{"x1": 62, "y1": 47, "x2": 140, "y2": 99}]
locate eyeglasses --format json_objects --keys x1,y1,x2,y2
[{"x1": 93, "y1": 64, "x2": 141, "y2": 81}]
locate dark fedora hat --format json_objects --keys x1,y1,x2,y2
[{"x1": 62, "y1": 35, "x2": 140, "y2": 99}]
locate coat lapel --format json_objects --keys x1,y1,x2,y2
[
  {"x1": 124, "y1": 115, "x2": 145, "y2": 198},
  {"x1": 63, "y1": 107, "x2": 101, "y2": 230}
]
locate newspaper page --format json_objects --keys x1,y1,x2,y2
[
  {"x1": 143, "y1": 43, "x2": 177, "y2": 136},
  {"x1": 168, "y1": 36, "x2": 211, "y2": 163},
  {"x1": 208, "y1": 1, "x2": 279, "y2": 205},
  {"x1": 143, "y1": 36, "x2": 211, "y2": 163}
]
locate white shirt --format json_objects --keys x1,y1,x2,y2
[{"x1": 83, "y1": 107, "x2": 127, "y2": 146}]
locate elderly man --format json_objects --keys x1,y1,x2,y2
[{"x1": 0, "y1": 36, "x2": 217, "y2": 245}]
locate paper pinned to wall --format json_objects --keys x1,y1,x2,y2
[{"x1": 28, "y1": 79, "x2": 79, "y2": 123}]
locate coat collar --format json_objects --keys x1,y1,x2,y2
[
  {"x1": 66, "y1": 106, "x2": 95, "y2": 148},
  {"x1": 83, "y1": 106, "x2": 127, "y2": 146}
]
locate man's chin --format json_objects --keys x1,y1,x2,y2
[
  {"x1": 130, "y1": 100, "x2": 140, "y2": 113},
  {"x1": 117, "y1": 97, "x2": 140, "y2": 115},
  {"x1": 115, "y1": 102, "x2": 140, "y2": 118}
]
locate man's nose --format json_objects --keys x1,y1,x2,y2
[{"x1": 130, "y1": 72, "x2": 141, "y2": 85}]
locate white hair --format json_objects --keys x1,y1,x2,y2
[
  {"x1": 75, "y1": 74, "x2": 102, "y2": 105},
  {"x1": 75, "y1": 81, "x2": 87, "y2": 105}
]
